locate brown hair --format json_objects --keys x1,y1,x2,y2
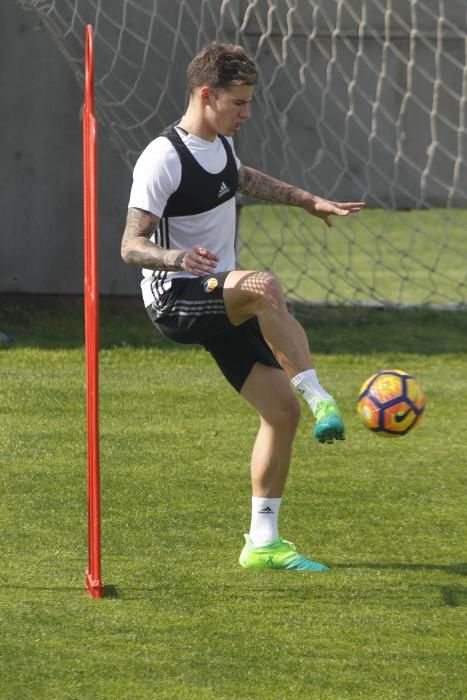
[{"x1": 186, "y1": 43, "x2": 258, "y2": 93}]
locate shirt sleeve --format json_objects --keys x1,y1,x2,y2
[{"x1": 128, "y1": 137, "x2": 181, "y2": 217}]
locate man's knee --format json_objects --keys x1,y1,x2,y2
[
  {"x1": 253, "y1": 272, "x2": 284, "y2": 311},
  {"x1": 226, "y1": 270, "x2": 282, "y2": 297},
  {"x1": 239, "y1": 272, "x2": 284, "y2": 306},
  {"x1": 266, "y1": 392, "x2": 301, "y2": 431},
  {"x1": 256, "y1": 271, "x2": 282, "y2": 297},
  {"x1": 224, "y1": 270, "x2": 286, "y2": 324}
]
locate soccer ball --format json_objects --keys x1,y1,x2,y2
[{"x1": 357, "y1": 369, "x2": 426, "y2": 437}]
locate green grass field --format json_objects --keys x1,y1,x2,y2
[
  {"x1": 239, "y1": 206, "x2": 467, "y2": 307},
  {"x1": 0, "y1": 299, "x2": 465, "y2": 699}
]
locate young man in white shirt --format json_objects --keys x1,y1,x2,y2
[{"x1": 121, "y1": 43, "x2": 365, "y2": 571}]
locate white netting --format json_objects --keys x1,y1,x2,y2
[{"x1": 18, "y1": 0, "x2": 467, "y2": 307}]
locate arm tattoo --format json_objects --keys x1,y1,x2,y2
[
  {"x1": 237, "y1": 165, "x2": 310, "y2": 207},
  {"x1": 121, "y1": 208, "x2": 186, "y2": 271}
]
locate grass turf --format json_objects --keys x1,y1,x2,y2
[
  {"x1": 0, "y1": 299, "x2": 466, "y2": 699},
  {"x1": 239, "y1": 206, "x2": 467, "y2": 307}
]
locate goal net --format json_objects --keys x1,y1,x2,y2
[{"x1": 18, "y1": 0, "x2": 467, "y2": 308}]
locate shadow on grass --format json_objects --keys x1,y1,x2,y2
[
  {"x1": 85, "y1": 561, "x2": 467, "y2": 605},
  {"x1": 439, "y1": 586, "x2": 467, "y2": 607},
  {"x1": 0, "y1": 583, "x2": 120, "y2": 598},
  {"x1": 0, "y1": 294, "x2": 466, "y2": 354},
  {"x1": 2, "y1": 567, "x2": 464, "y2": 607},
  {"x1": 333, "y1": 561, "x2": 467, "y2": 576}
]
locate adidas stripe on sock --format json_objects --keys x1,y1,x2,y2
[{"x1": 249, "y1": 496, "x2": 281, "y2": 546}]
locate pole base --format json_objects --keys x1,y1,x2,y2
[{"x1": 85, "y1": 568, "x2": 104, "y2": 598}]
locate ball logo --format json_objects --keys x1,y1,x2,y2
[{"x1": 204, "y1": 277, "x2": 218, "y2": 293}]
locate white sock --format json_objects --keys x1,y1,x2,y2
[
  {"x1": 291, "y1": 369, "x2": 332, "y2": 413},
  {"x1": 249, "y1": 497, "x2": 281, "y2": 546}
]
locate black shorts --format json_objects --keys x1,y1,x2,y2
[{"x1": 146, "y1": 272, "x2": 282, "y2": 392}]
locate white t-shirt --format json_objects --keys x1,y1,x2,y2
[{"x1": 128, "y1": 127, "x2": 241, "y2": 307}]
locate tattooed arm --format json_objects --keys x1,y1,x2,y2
[
  {"x1": 237, "y1": 165, "x2": 365, "y2": 227},
  {"x1": 121, "y1": 207, "x2": 218, "y2": 275},
  {"x1": 237, "y1": 165, "x2": 312, "y2": 207},
  {"x1": 121, "y1": 207, "x2": 184, "y2": 270}
]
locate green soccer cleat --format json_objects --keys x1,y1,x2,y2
[
  {"x1": 239, "y1": 535, "x2": 330, "y2": 572},
  {"x1": 313, "y1": 398, "x2": 345, "y2": 443}
]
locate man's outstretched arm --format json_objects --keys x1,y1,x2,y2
[{"x1": 237, "y1": 165, "x2": 365, "y2": 227}]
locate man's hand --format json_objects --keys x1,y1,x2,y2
[
  {"x1": 237, "y1": 166, "x2": 365, "y2": 227},
  {"x1": 183, "y1": 245, "x2": 219, "y2": 276},
  {"x1": 304, "y1": 197, "x2": 366, "y2": 227}
]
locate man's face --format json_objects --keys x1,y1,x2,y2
[{"x1": 207, "y1": 84, "x2": 254, "y2": 136}]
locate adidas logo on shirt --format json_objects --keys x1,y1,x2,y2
[{"x1": 217, "y1": 181, "x2": 230, "y2": 198}]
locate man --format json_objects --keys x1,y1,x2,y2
[{"x1": 121, "y1": 43, "x2": 365, "y2": 572}]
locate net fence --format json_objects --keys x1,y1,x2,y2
[{"x1": 18, "y1": 0, "x2": 467, "y2": 308}]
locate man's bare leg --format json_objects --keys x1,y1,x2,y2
[
  {"x1": 240, "y1": 363, "x2": 300, "y2": 499},
  {"x1": 224, "y1": 270, "x2": 344, "y2": 443},
  {"x1": 224, "y1": 270, "x2": 312, "y2": 377},
  {"x1": 238, "y1": 362, "x2": 330, "y2": 571}
]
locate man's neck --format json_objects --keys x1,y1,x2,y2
[{"x1": 178, "y1": 110, "x2": 216, "y2": 142}]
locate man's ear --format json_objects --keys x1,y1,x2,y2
[{"x1": 200, "y1": 86, "x2": 211, "y2": 104}]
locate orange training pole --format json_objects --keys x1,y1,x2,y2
[{"x1": 83, "y1": 24, "x2": 103, "y2": 598}]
